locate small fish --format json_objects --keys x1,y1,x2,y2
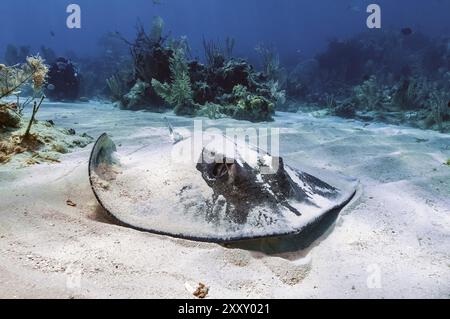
[
  {"x1": 152, "y1": 0, "x2": 162, "y2": 5},
  {"x1": 401, "y1": 27, "x2": 413, "y2": 36},
  {"x1": 448, "y1": 100, "x2": 450, "y2": 108},
  {"x1": 50, "y1": 31, "x2": 55, "y2": 37},
  {"x1": 47, "y1": 84, "x2": 55, "y2": 91}
]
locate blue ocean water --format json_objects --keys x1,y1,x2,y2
[{"x1": 1, "y1": 0, "x2": 449, "y2": 63}]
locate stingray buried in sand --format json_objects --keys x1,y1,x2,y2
[{"x1": 89, "y1": 126, "x2": 358, "y2": 243}]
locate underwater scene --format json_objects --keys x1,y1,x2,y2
[{"x1": 0, "y1": 0, "x2": 449, "y2": 300}]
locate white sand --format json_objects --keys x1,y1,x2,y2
[{"x1": 0, "y1": 101, "x2": 449, "y2": 299}]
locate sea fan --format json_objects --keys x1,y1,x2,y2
[
  {"x1": 26, "y1": 55, "x2": 48, "y2": 93},
  {"x1": 0, "y1": 55, "x2": 48, "y2": 99}
]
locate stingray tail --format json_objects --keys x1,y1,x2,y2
[
  {"x1": 164, "y1": 117, "x2": 184, "y2": 144},
  {"x1": 164, "y1": 117, "x2": 174, "y2": 135}
]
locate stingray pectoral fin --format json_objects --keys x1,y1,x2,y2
[
  {"x1": 89, "y1": 133, "x2": 117, "y2": 170},
  {"x1": 89, "y1": 133, "x2": 122, "y2": 192}
]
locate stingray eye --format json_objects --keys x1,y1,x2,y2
[{"x1": 212, "y1": 163, "x2": 229, "y2": 179}]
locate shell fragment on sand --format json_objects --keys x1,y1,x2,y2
[{"x1": 89, "y1": 132, "x2": 358, "y2": 243}]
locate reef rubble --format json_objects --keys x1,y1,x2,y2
[{"x1": 0, "y1": 107, "x2": 93, "y2": 165}]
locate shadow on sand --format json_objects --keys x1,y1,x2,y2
[
  {"x1": 224, "y1": 206, "x2": 341, "y2": 256},
  {"x1": 91, "y1": 201, "x2": 345, "y2": 258}
]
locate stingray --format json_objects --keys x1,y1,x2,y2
[{"x1": 89, "y1": 124, "x2": 358, "y2": 243}]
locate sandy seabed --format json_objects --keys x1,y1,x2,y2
[{"x1": 0, "y1": 101, "x2": 449, "y2": 299}]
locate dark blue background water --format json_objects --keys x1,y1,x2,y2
[{"x1": 1, "y1": 0, "x2": 449, "y2": 63}]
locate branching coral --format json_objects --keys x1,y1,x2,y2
[
  {"x1": 202, "y1": 37, "x2": 235, "y2": 68},
  {"x1": 268, "y1": 80, "x2": 286, "y2": 106},
  {"x1": 255, "y1": 44, "x2": 283, "y2": 82},
  {"x1": 106, "y1": 74, "x2": 126, "y2": 102},
  {"x1": 202, "y1": 38, "x2": 225, "y2": 69},
  {"x1": 151, "y1": 49, "x2": 195, "y2": 115},
  {"x1": 224, "y1": 37, "x2": 235, "y2": 60}
]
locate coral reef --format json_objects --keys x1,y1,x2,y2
[
  {"x1": 12, "y1": 21, "x2": 436, "y2": 129},
  {"x1": 113, "y1": 17, "x2": 283, "y2": 122},
  {"x1": 196, "y1": 85, "x2": 275, "y2": 122},
  {"x1": 287, "y1": 30, "x2": 450, "y2": 132},
  {"x1": 352, "y1": 76, "x2": 384, "y2": 111},
  {"x1": 233, "y1": 92, "x2": 275, "y2": 122},
  {"x1": 221, "y1": 85, "x2": 275, "y2": 122}
]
